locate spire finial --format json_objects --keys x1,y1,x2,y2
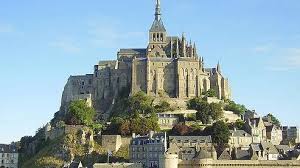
[
  {"x1": 217, "y1": 61, "x2": 221, "y2": 73},
  {"x1": 155, "y1": 0, "x2": 161, "y2": 21}
]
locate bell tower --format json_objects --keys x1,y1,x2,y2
[{"x1": 149, "y1": 0, "x2": 167, "y2": 49}]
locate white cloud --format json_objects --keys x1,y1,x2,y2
[
  {"x1": 87, "y1": 19, "x2": 146, "y2": 48},
  {"x1": 49, "y1": 39, "x2": 80, "y2": 53},
  {"x1": 266, "y1": 48, "x2": 300, "y2": 71},
  {"x1": 253, "y1": 44, "x2": 273, "y2": 53},
  {"x1": 0, "y1": 23, "x2": 14, "y2": 33}
]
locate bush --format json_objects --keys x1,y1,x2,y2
[
  {"x1": 66, "y1": 100, "x2": 96, "y2": 126},
  {"x1": 171, "y1": 124, "x2": 192, "y2": 136},
  {"x1": 224, "y1": 100, "x2": 247, "y2": 115}
]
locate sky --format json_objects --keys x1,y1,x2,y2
[{"x1": 0, "y1": 0, "x2": 300, "y2": 144}]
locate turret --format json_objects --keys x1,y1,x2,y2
[{"x1": 181, "y1": 33, "x2": 186, "y2": 57}]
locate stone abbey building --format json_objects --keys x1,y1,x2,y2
[{"x1": 60, "y1": 0, "x2": 231, "y2": 118}]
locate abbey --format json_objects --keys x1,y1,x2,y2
[{"x1": 60, "y1": 0, "x2": 231, "y2": 118}]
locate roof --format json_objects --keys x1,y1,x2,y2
[
  {"x1": 235, "y1": 149, "x2": 250, "y2": 160},
  {"x1": 197, "y1": 149, "x2": 212, "y2": 159},
  {"x1": 118, "y1": 48, "x2": 147, "y2": 55},
  {"x1": 169, "y1": 136, "x2": 212, "y2": 143},
  {"x1": 150, "y1": 19, "x2": 166, "y2": 32},
  {"x1": 261, "y1": 142, "x2": 279, "y2": 154},
  {"x1": 230, "y1": 130, "x2": 251, "y2": 137},
  {"x1": 218, "y1": 150, "x2": 232, "y2": 160},
  {"x1": 275, "y1": 145, "x2": 293, "y2": 152},
  {"x1": 0, "y1": 144, "x2": 18, "y2": 153},
  {"x1": 251, "y1": 142, "x2": 279, "y2": 154}
]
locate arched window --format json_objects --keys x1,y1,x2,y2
[
  {"x1": 160, "y1": 33, "x2": 163, "y2": 41},
  {"x1": 153, "y1": 33, "x2": 156, "y2": 41}
]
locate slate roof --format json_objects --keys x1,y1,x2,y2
[
  {"x1": 169, "y1": 136, "x2": 212, "y2": 143},
  {"x1": 251, "y1": 142, "x2": 279, "y2": 154},
  {"x1": 218, "y1": 150, "x2": 232, "y2": 160},
  {"x1": 118, "y1": 48, "x2": 147, "y2": 55},
  {"x1": 0, "y1": 144, "x2": 18, "y2": 153},
  {"x1": 235, "y1": 149, "x2": 250, "y2": 160},
  {"x1": 150, "y1": 19, "x2": 166, "y2": 32},
  {"x1": 230, "y1": 130, "x2": 251, "y2": 137}
]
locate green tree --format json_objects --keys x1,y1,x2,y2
[
  {"x1": 154, "y1": 100, "x2": 172, "y2": 113},
  {"x1": 224, "y1": 100, "x2": 247, "y2": 115},
  {"x1": 264, "y1": 113, "x2": 281, "y2": 127},
  {"x1": 211, "y1": 121, "x2": 230, "y2": 145},
  {"x1": 67, "y1": 100, "x2": 96, "y2": 127},
  {"x1": 188, "y1": 98, "x2": 223, "y2": 124},
  {"x1": 235, "y1": 119, "x2": 245, "y2": 129},
  {"x1": 210, "y1": 103, "x2": 223, "y2": 121},
  {"x1": 202, "y1": 89, "x2": 217, "y2": 97},
  {"x1": 129, "y1": 91, "x2": 155, "y2": 115}
]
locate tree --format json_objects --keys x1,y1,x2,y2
[
  {"x1": 224, "y1": 100, "x2": 247, "y2": 115},
  {"x1": 202, "y1": 89, "x2": 217, "y2": 97},
  {"x1": 187, "y1": 98, "x2": 223, "y2": 124},
  {"x1": 154, "y1": 100, "x2": 172, "y2": 113},
  {"x1": 66, "y1": 100, "x2": 96, "y2": 127},
  {"x1": 210, "y1": 103, "x2": 223, "y2": 121},
  {"x1": 119, "y1": 120, "x2": 131, "y2": 136},
  {"x1": 211, "y1": 121, "x2": 230, "y2": 145},
  {"x1": 171, "y1": 124, "x2": 192, "y2": 136},
  {"x1": 129, "y1": 91, "x2": 155, "y2": 115},
  {"x1": 264, "y1": 113, "x2": 281, "y2": 127}
]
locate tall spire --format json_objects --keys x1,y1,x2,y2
[
  {"x1": 217, "y1": 61, "x2": 221, "y2": 73},
  {"x1": 155, "y1": 0, "x2": 161, "y2": 21}
]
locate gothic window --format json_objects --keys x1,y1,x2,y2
[
  {"x1": 157, "y1": 33, "x2": 159, "y2": 40},
  {"x1": 81, "y1": 81, "x2": 85, "y2": 85},
  {"x1": 160, "y1": 33, "x2": 163, "y2": 41},
  {"x1": 153, "y1": 34, "x2": 156, "y2": 41}
]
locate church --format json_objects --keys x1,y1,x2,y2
[{"x1": 60, "y1": 0, "x2": 231, "y2": 118}]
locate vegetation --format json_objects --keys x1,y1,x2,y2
[
  {"x1": 264, "y1": 113, "x2": 281, "y2": 127},
  {"x1": 65, "y1": 100, "x2": 102, "y2": 131},
  {"x1": 209, "y1": 121, "x2": 230, "y2": 145},
  {"x1": 171, "y1": 124, "x2": 192, "y2": 136},
  {"x1": 224, "y1": 100, "x2": 247, "y2": 115},
  {"x1": 202, "y1": 89, "x2": 217, "y2": 97},
  {"x1": 106, "y1": 113, "x2": 160, "y2": 136},
  {"x1": 187, "y1": 98, "x2": 223, "y2": 124},
  {"x1": 228, "y1": 119, "x2": 245, "y2": 130},
  {"x1": 154, "y1": 100, "x2": 173, "y2": 112}
]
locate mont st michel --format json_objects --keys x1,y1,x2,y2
[{"x1": 1, "y1": 1, "x2": 300, "y2": 168}]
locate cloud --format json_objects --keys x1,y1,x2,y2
[
  {"x1": 253, "y1": 44, "x2": 273, "y2": 53},
  {"x1": 49, "y1": 39, "x2": 80, "y2": 53},
  {"x1": 266, "y1": 48, "x2": 300, "y2": 71},
  {"x1": 0, "y1": 23, "x2": 14, "y2": 33},
  {"x1": 87, "y1": 19, "x2": 146, "y2": 48}
]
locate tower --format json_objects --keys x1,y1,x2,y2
[{"x1": 149, "y1": 0, "x2": 167, "y2": 48}]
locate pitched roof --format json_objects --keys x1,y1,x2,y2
[
  {"x1": 0, "y1": 144, "x2": 18, "y2": 153},
  {"x1": 230, "y1": 130, "x2": 251, "y2": 137},
  {"x1": 218, "y1": 150, "x2": 232, "y2": 160},
  {"x1": 235, "y1": 149, "x2": 250, "y2": 160},
  {"x1": 261, "y1": 142, "x2": 279, "y2": 154},
  {"x1": 169, "y1": 136, "x2": 212, "y2": 143},
  {"x1": 118, "y1": 48, "x2": 147, "y2": 55},
  {"x1": 150, "y1": 19, "x2": 166, "y2": 32}
]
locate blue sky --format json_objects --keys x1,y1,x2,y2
[{"x1": 0, "y1": 0, "x2": 300, "y2": 143}]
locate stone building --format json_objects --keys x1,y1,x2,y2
[
  {"x1": 282, "y1": 126, "x2": 300, "y2": 143},
  {"x1": 228, "y1": 129, "x2": 252, "y2": 150},
  {"x1": 129, "y1": 131, "x2": 167, "y2": 168},
  {"x1": 59, "y1": 0, "x2": 231, "y2": 119},
  {"x1": 0, "y1": 144, "x2": 18, "y2": 168},
  {"x1": 168, "y1": 136, "x2": 216, "y2": 161},
  {"x1": 245, "y1": 117, "x2": 267, "y2": 143}
]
